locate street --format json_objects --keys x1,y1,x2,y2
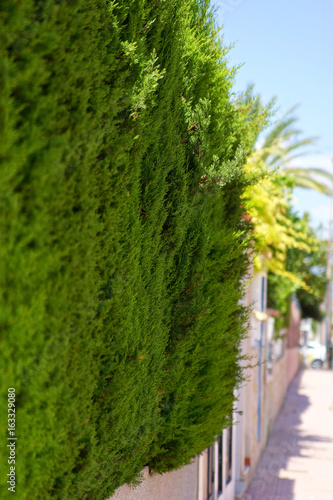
[{"x1": 244, "y1": 368, "x2": 333, "y2": 500}]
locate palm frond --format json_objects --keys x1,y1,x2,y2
[
  {"x1": 287, "y1": 166, "x2": 333, "y2": 182},
  {"x1": 287, "y1": 173, "x2": 333, "y2": 196}
]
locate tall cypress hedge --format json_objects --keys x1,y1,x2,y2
[{"x1": 0, "y1": 1, "x2": 265, "y2": 498}]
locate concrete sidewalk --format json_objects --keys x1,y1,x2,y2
[{"x1": 243, "y1": 368, "x2": 333, "y2": 500}]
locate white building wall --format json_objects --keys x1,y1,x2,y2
[{"x1": 109, "y1": 462, "x2": 198, "y2": 500}]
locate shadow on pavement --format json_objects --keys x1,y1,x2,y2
[{"x1": 243, "y1": 368, "x2": 333, "y2": 500}]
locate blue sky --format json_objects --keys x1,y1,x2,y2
[{"x1": 215, "y1": 0, "x2": 333, "y2": 233}]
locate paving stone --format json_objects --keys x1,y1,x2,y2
[{"x1": 243, "y1": 369, "x2": 333, "y2": 500}]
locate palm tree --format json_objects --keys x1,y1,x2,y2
[{"x1": 256, "y1": 104, "x2": 333, "y2": 195}]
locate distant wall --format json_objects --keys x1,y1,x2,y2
[
  {"x1": 286, "y1": 297, "x2": 301, "y2": 386},
  {"x1": 286, "y1": 347, "x2": 300, "y2": 387},
  {"x1": 287, "y1": 298, "x2": 301, "y2": 349},
  {"x1": 266, "y1": 351, "x2": 288, "y2": 427}
]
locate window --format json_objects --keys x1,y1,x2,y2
[
  {"x1": 218, "y1": 433, "x2": 223, "y2": 495},
  {"x1": 204, "y1": 432, "x2": 224, "y2": 500},
  {"x1": 207, "y1": 445, "x2": 215, "y2": 500},
  {"x1": 226, "y1": 425, "x2": 232, "y2": 484}
]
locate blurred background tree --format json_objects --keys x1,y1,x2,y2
[{"x1": 242, "y1": 97, "x2": 329, "y2": 331}]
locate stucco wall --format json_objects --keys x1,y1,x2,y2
[
  {"x1": 240, "y1": 337, "x2": 293, "y2": 489},
  {"x1": 108, "y1": 461, "x2": 198, "y2": 500},
  {"x1": 263, "y1": 350, "x2": 287, "y2": 444},
  {"x1": 287, "y1": 299, "x2": 301, "y2": 348},
  {"x1": 241, "y1": 343, "x2": 266, "y2": 479},
  {"x1": 286, "y1": 346, "x2": 300, "y2": 387}
]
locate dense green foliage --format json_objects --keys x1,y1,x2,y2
[{"x1": 0, "y1": 1, "x2": 264, "y2": 498}]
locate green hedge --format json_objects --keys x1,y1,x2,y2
[{"x1": 0, "y1": 1, "x2": 263, "y2": 498}]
